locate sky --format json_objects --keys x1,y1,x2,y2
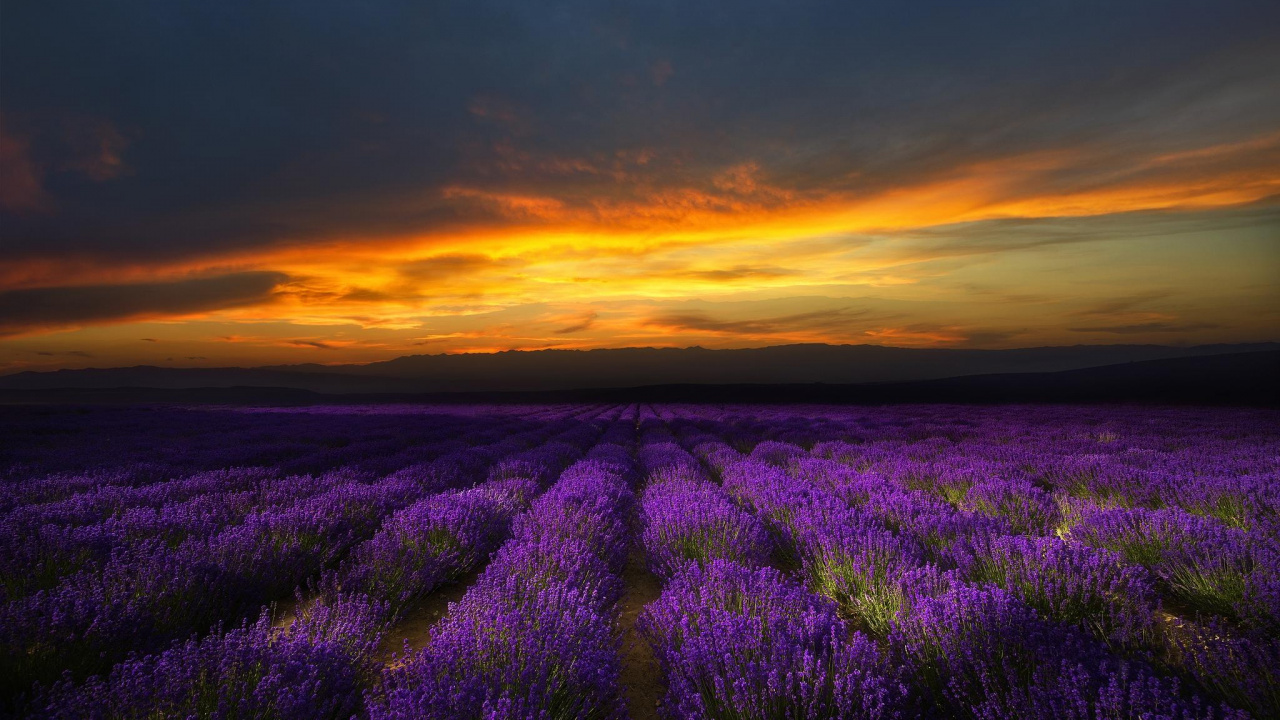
[{"x1": 1, "y1": 0, "x2": 1278, "y2": 371}]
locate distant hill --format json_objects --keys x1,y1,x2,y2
[
  {"x1": 853, "y1": 349, "x2": 1280, "y2": 405},
  {"x1": 0, "y1": 342, "x2": 1275, "y2": 397},
  {"x1": 0, "y1": 366, "x2": 395, "y2": 393},
  {"x1": 1, "y1": 350, "x2": 1275, "y2": 406}
]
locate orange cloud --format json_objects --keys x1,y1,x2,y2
[
  {"x1": 2, "y1": 128, "x2": 1277, "y2": 358},
  {"x1": 441, "y1": 186, "x2": 569, "y2": 222},
  {"x1": 862, "y1": 326, "x2": 970, "y2": 346}
]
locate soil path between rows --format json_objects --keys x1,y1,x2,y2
[
  {"x1": 376, "y1": 569, "x2": 482, "y2": 663},
  {"x1": 617, "y1": 554, "x2": 666, "y2": 720}
]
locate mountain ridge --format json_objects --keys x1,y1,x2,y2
[
  {"x1": 1, "y1": 342, "x2": 1275, "y2": 394},
  {"x1": 0, "y1": 350, "x2": 1275, "y2": 406}
]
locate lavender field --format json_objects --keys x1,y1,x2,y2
[{"x1": 2, "y1": 403, "x2": 1278, "y2": 719}]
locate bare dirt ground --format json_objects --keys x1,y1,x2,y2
[
  {"x1": 617, "y1": 554, "x2": 666, "y2": 720},
  {"x1": 376, "y1": 569, "x2": 481, "y2": 663}
]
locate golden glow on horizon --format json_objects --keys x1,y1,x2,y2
[{"x1": 2, "y1": 131, "x2": 1279, "y2": 369}]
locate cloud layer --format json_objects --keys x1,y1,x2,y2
[
  {"x1": 0, "y1": 273, "x2": 288, "y2": 337},
  {"x1": 1, "y1": 0, "x2": 1278, "y2": 368}
]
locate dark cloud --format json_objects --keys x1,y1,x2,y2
[
  {"x1": 890, "y1": 211, "x2": 1227, "y2": 257},
  {"x1": 288, "y1": 339, "x2": 335, "y2": 349},
  {"x1": 678, "y1": 266, "x2": 794, "y2": 282},
  {"x1": 140, "y1": 337, "x2": 159, "y2": 342},
  {"x1": 959, "y1": 329, "x2": 1028, "y2": 347},
  {"x1": 398, "y1": 254, "x2": 496, "y2": 283},
  {"x1": 869, "y1": 206, "x2": 1280, "y2": 272},
  {"x1": 1072, "y1": 292, "x2": 1171, "y2": 318},
  {"x1": 0, "y1": 272, "x2": 287, "y2": 336},
  {"x1": 338, "y1": 287, "x2": 396, "y2": 303},
  {"x1": 554, "y1": 312, "x2": 598, "y2": 334},
  {"x1": 0, "y1": 123, "x2": 52, "y2": 213},
  {"x1": 1, "y1": 0, "x2": 1277, "y2": 266},
  {"x1": 34, "y1": 350, "x2": 94, "y2": 358},
  {"x1": 1069, "y1": 322, "x2": 1221, "y2": 334},
  {"x1": 647, "y1": 307, "x2": 872, "y2": 335}
]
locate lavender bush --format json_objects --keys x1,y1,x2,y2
[
  {"x1": 1, "y1": 403, "x2": 1275, "y2": 719},
  {"x1": 638, "y1": 560, "x2": 905, "y2": 719},
  {"x1": 638, "y1": 476, "x2": 772, "y2": 579},
  {"x1": 1071, "y1": 506, "x2": 1278, "y2": 630},
  {"x1": 958, "y1": 534, "x2": 1160, "y2": 646}
]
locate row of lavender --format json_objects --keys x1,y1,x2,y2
[
  {"x1": 4, "y1": 403, "x2": 1277, "y2": 718},
  {"x1": 0, "y1": 404, "x2": 590, "y2": 491},
  {"x1": 370, "y1": 419, "x2": 640, "y2": 717},
  {"x1": 3, "y1": 403, "x2": 621, "y2": 714},
  {"x1": 632, "y1": 415, "x2": 902, "y2": 718},
  {"x1": 629, "y1": 405, "x2": 1278, "y2": 719}
]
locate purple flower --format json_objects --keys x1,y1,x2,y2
[
  {"x1": 1165, "y1": 617, "x2": 1280, "y2": 718},
  {"x1": 638, "y1": 560, "x2": 905, "y2": 719},
  {"x1": 958, "y1": 534, "x2": 1160, "y2": 646},
  {"x1": 372, "y1": 582, "x2": 624, "y2": 720},
  {"x1": 1072, "y1": 506, "x2": 1278, "y2": 630},
  {"x1": 639, "y1": 477, "x2": 773, "y2": 579},
  {"x1": 35, "y1": 593, "x2": 385, "y2": 720}
]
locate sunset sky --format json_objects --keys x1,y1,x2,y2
[{"x1": 2, "y1": 0, "x2": 1278, "y2": 371}]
